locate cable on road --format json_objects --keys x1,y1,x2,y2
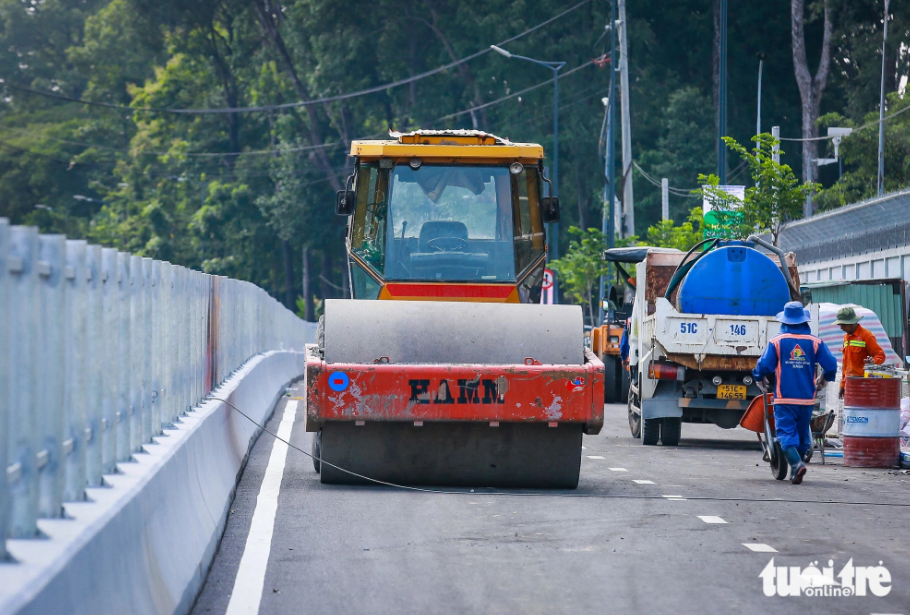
[{"x1": 209, "y1": 394, "x2": 910, "y2": 509}]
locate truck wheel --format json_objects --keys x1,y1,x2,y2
[
  {"x1": 641, "y1": 417, "x2": 660, "y2": 445},
  {"x1": 661, "y1": 417, "x2": 681, "y2": 446},
  {"x1": 628, "y1": 404, "x2": 641, "y2": 438},
  {"x1": 603, "y1": 355, "x2": 619, "y2": 403},
  {"x1": 628, "y1": 377, "x2": 641, "y2": 438},
  {"x1": 312, "y1": 431, "x2": 322, "y2": 474},
  {"x1": 620, "y1": 366, "x2": 630, "y2": 403}
]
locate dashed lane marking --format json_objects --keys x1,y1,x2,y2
[
  {"x1": 632, "y1": 480, "x2": 655, "y2": 484},
  {"x1": 661, "y1": 495, "x2": 682, "y2": 498},
  {"x1": 743, "y1": 543, "x2": 778, "y2": 553},
  {"x1": 586, "y1": 455, "x2": 605, "y2": 460},
  {"x1": 225, "y1": 400, "x2": 298, "y2": 615},
  {"x1": 608, "y1": 468, "x2": 628, "y2": 472},
  {"x1": 698, "y1": 516, "x2": 728, "y2": 524}
]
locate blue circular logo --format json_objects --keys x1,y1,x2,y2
[{"x1": 328, "y1": 371, "x2": 350, "y2": 392}]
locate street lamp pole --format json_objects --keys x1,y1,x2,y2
[
  {"x1": 491, "y1": 45, "x2": 565, "y2": 302},
  {"x1": 877, "y1": 0, "x2": 890, "y2": 197}
]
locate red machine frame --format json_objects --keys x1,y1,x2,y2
[{"x1": 305, "y1": 347, "x2": 605, "y2": 434}]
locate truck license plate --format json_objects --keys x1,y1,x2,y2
[{"x1": 717, "y1": 385, "x2": 746, "y2": 400}]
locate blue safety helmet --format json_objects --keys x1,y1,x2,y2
[{"x1": 776, "y1": 301, "x2": 810, "y2": 325}]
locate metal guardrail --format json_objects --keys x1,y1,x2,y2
[{"x1": 0, "y1": 219, "x2": 310, "y2": 559}]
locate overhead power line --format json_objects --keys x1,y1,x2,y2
[
  {"x1": 0, "y1": 60, "x2": 596, "y2": 160},
  {"x1": 779, "y1": 100, "x2": 910, "y2": 142},
  {"x1": 633, "y1": 162, "x2": 699, "y2": 197},
  {"x1": 3, "y1": 0, "x2": 592, "y2": 116},
  {"x1": 438, "y1": 60, "x2": 595, "y2": 121}
]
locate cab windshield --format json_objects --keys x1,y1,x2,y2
[{"x1": 350, "y1": 163, "x2": 544, "y2": 283}]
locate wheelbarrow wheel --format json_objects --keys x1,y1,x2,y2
[
  {"x1": 770, "y1": 441, "x2": 788, "y2": 481},
  {"x1": 802, "y1": 445, "x2": 813, "y2": 464}
]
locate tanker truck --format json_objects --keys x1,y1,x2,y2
[{"x1": 605, "y1": 238, "x2": 806, "y2": 445}]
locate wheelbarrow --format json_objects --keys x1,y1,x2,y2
[
  {"x1": 806, "y1": 409, "x2": 836, "y2": 465},
  {"x1": 739, "y1": 386, "x2": 788, "y2": 480}
]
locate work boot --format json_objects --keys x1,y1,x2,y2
[{"x1": 782, "y1": 446, "x2": 806, "y2": 484}]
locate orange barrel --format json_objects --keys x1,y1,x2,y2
[
  {"x1": 739, "y1": 393, "x2": 774, "y2": 433},
  {"x1": 844, "y1": 377, "x2": 901, "y2": 408},
  {"x1": 843, "y1": 378, "x2": 901, "y2": 467}
]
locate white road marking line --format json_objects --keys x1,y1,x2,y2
[
  {"x1": 586, "y1": 455, "x2": 605, "y2": 460},
  {"x1": 661, "y1": 495, "x2": 682, "y2": 498},
  {"x1": 743, "y1": 543, "x2": 777, "y2": 553},
  {"x1": 698, "y1": 516, "x2": 728, "y2": 524},
  {"x1": 581, "y1": 446, "x2": 587, "y2": 450},
  {"x1": 225, "y1": 400, "x2": 298, "y2": 615},
  {"x1": 632, "y1": 479, "x2": 655, "y2": 484},
  {"x1": 608, "y1": 467, "x2": 627, "y2": 472},
  {"x1": 667, "y1": 498, "x2": 687, "y2": 501}
]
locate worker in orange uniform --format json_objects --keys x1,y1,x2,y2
[{"x1": 833, "y1": 306, "x2": 886, "y2": 399}]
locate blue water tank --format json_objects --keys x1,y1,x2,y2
[{"x1": 676, "y1": 243, "x2": 790, "y2": 316}]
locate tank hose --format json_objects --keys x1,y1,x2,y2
[
  {"x1": 663, "y1": 238, "x2": 719, "y2": 300},
  {"x1": 208, "y1": 394, "x2": 910, "y2": 508}
]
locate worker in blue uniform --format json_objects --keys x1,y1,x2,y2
[
  {"x1": 619, "y1": 322, "x2": 630, "y2": 367},
  {"x1": 752, "y1": 302, "x2": 837, "y2": 484}
]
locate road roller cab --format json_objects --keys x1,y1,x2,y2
[
  {"x1": 305, "y1": 130, "x2": 604, "y2": 489},
  {"x1": 341, "y1": 129, "x2": 558, "y2": 303}
]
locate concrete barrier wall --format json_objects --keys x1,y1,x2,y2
[{"x1": 0, "y1": 350, "x2": 305, "y2": 615}]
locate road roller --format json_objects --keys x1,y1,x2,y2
[{"x1": 304, "y1": 129, "x2": 604, "y2": 488}]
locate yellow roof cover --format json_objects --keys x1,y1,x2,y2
[{"x1": 350, "y1": 129, "x2": 544, "y2": 159}]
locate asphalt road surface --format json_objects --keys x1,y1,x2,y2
[{"x1": 191, "y1": 385, "x2": 910, "y2": 615}]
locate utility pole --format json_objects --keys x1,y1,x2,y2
[
  {"x1": 661, "y1": 178, "x2": 669, "y2": 221},
  {"x1": 599, "y1": 4, "x2": 619, "y2": 326},
  {"x1": 718, "y1": 0, "x2": 728, "y2": 183},
  {"x1": 756, "y1": 53, "x2": 765, "y2": 144},
  {"x1": 771, "y1": 126, "x2": 780, "y2": 164},
  {"x1": 618, "y1": 0, "x2": 634, "y2": 237},
  {"x1": 877, "y1": 0, "x2": 890, "y2": 197}
]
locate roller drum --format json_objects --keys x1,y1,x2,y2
[
  {"x1": 319, "y1": 421, "x2": 583, "y2": 489},
  {"x1": 322, "y1": 299, "x2": 584, "y2": 365}
]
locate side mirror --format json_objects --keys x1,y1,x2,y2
[
  {"x1": 541, "y1": 196, "x2": 560, "y2": 223},
  {"x1": 335, "y1": 190, "x2": 356, "y2": 216}
]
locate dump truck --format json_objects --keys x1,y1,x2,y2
[
  {"x1": 607, "y1": 238, "x2": 804, "y2": 445},
  {"x1": 305, "y1": 129, "x2": 604, "y2": 488}
]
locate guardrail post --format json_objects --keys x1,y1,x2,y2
[
  {"x1": 116, "y1": 253, "x2": 131, "y2": 462},
  {"x1": 64, "y1": 240, "x2": 88, "y2": 502},
  {"x1": 85, "y1": 245, "x2": 103, "y2": 487},
  {"x1": 141, "y1": 258, "x2": 152, "y2": 443},
  {"x1": 37, "y1": 234, "x2": 66, "y2": 517},
  {"x1": 101, "y1": 248, "x2": 119, "y2": 473},
  {"x1": 161, "y1": 263, "x2": 174, "y2": 427},
  {"x1": 0, "y1": 219, "x2": 9, "y2": 557},
  {"x1": 8, "y1": 226, "x2": 40, "y2": 537},
  {"x1": 129, "y1": 255, "x2": 142, "y2": 453},
  {"x1": 150, "y1": 260, "x2": 161, "y2": 438},
  {"x1": 173, "y1": 267, "x2": 185, "y2": 418}
]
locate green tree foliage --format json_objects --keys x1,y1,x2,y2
[
  {"x1": 815, "y1": 93, "x2": 910, "y2": 210},
  {"x1": 0, "y1": 0, "x2": 906, "y2": 315},
  {"x1": 697, "y1": 134, "x2": 819, "y2": 246},
  {"x1": 548, "y1": 227, "x2": 612, "y2": 327},
  {"x1": 644, "y1": 207, "x2": 705, "y2": 251}
]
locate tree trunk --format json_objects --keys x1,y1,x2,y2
[
  {"x1": 302, "y1": 245, "x2": 314, "y2": 321},
  {"x1": 791, "y1": 0, "x2": 833, "y2": 217},
  {"x1": 253, "y1": 0, "x2": 343, "y2": 192},
  {"x1": 282, "y1": 239, "x2": 296, "y2": 310}
]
